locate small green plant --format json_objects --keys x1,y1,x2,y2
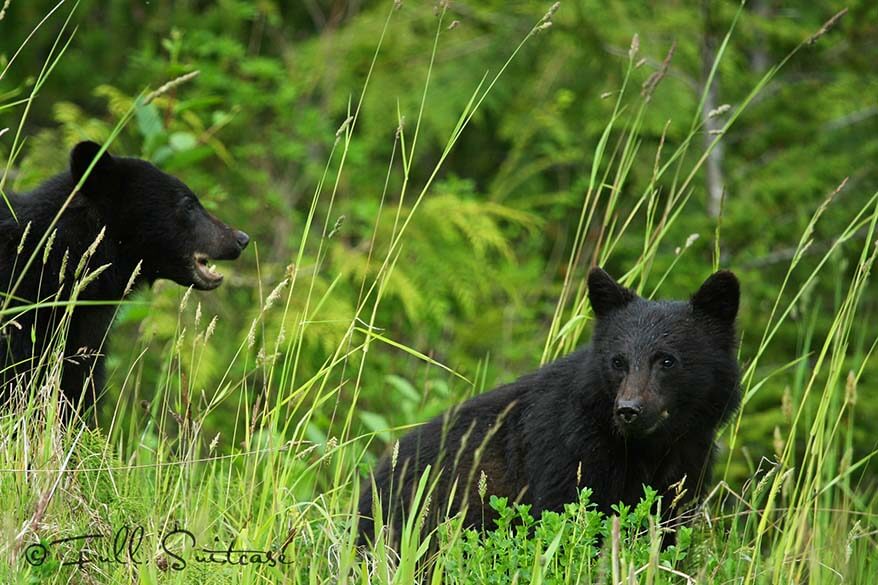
[{"x1": 440, "y1": 487, "x2": 692, "y2": 584}]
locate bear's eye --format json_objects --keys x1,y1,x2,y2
[
  {"x1": 659, "y1": 355, "x2": 676, "y2": 369},
  {"x1": 611, "y1": 355, "x2": 627, "y2": 371}
]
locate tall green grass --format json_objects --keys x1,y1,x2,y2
[{"x1": 1, "y1": 2, "x2": 875, "y2": 583}]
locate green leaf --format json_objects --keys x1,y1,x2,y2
[
  {"x1": 359, "y1": 411, "x2": 391, "y2": 444},
  {"x1": 135, "y1": 102, "x2": 163, "y2": 140},
  {"x1": 169, "y1": 131, "x2": 198, "y2": 151},
  {"x1": 386, "y1": 374, "x2": 421, "y2": 403}
]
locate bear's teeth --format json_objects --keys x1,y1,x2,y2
[{"x1": 193, "y1": 253, "x2": 222, "y2": 283}]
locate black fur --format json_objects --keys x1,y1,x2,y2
[
  {"x1": 358, "y1": 267, "x2": 741, "y2": 545},
  {"x1": 0, "y1": 141, "x2": 250, "y2": 415}
]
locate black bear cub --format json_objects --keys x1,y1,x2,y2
[
  {"x1": 358, "y1": 268, "x2": 740, "y2": 545},
  {"x1": 1, "y1": 141, "x2": 250, "y2": 416}
]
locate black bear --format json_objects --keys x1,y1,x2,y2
[
  {"x1": 358, "y1": 267, "x2": 740, "y2": 545},
  {"x1": 0, "y1": 141, "x2": 249, "y2": 417}
]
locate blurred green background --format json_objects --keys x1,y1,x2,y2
[{"x1": 2, "y1": 0, "x2": 876, "y2": 487}]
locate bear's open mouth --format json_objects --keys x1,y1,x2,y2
[{"x1": 193, "y1": 252, "x2": 224, "y2": 289}]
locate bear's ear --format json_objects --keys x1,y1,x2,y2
[
  {"x1": 588, "y1": 267, "x2": 636, "y2": 318},
  {"x1": 70, "y1": 141, "x2": 116, "y2": 187},
  {"x1": 691, "y1": 270, "x2": 739, "y2": 324}
]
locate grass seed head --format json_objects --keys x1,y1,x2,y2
[
  {"x1": 328, "y1": 215, "x2": 345, "y2": 239},
  {"x1": 708, "y1": 104, "x2": 731, "y2": 118},
  {"x1": 16, "y1": 221, "x2": 31, "y2": 255},
  {"x1": 845, "y1": 370, "x2": 857, "y2": 405},
  {"x1": 773, "y1": 426, "x2": 785, "y2": 459},
  {"x1": 247, "y1": 317, "x2": 258, "y2": 349},
  {"x1": 179, "y1": 286, "x2": 193, "y2": 313},
  {"x1": 144, "y1": 70, "x2": 200, "y2": 104},
  {"x1": 42, "y1": 228, "x2": 56, "y2": 264},
  {"x1": 175, "y1": 328, "x2": 187, "y2": 355},
  {"x1": 541, "y1": 2, "x2": 561, "y2": 24},
  {"x1": 629, "y1": 33, "x2": 639, "y2": 60},
  {"x1": 77, "y1": 263, "x2": 112, "y2": 292},
  {"x1": 276, "y1": 325, "x2": 286, "y2": 347},
  {"x1": 669, "y1": 474, "x2": 688, "y2": 509},
  {"x1": 420, "y1": 495, "x2": 431, "y2": 527},
  {"x1": 205, "y1": 315, "x2": 218, "y2": 342},
  {"x1": 806, "y1": 9, "x2": 847, "y2": 46},
  {"x1": 264, "y1": 278, "x2": 288, "y2": 312},
  {"x1": 846, "y1": 520, "x2": 862, "y2": 563},
  {"x1": 124, "y1": 261, "x2": 142, "y2": 296},
  {"x1": 59, "y1": 248, "x2": 69, "y2": 283},
  {"x1": 641, "y1": 41, "x2": 676, "y2": 102},
  {"x1": 336, "y1": 115, "x2": 353, "y2": 138},
  {"x1": 74, "y1": 226, "x2": 106, "y2": 278},
  {"x1": 391, "y1": 440, "x2": 400, "y2": 471}
]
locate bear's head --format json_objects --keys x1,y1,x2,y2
[
  {"x1": 586, "y1": 267, "x2": 741, "y2": 440},
  {"x1": 70, "y1": 141, "x2": 249, "y2": 291}
]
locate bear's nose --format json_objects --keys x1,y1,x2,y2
[
  {"x1": 235, "y1": 230, "x2": 250, "y2": 250},
  {"x1": 615, "y1": 400, "x2": 642, "y2": 424}
]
